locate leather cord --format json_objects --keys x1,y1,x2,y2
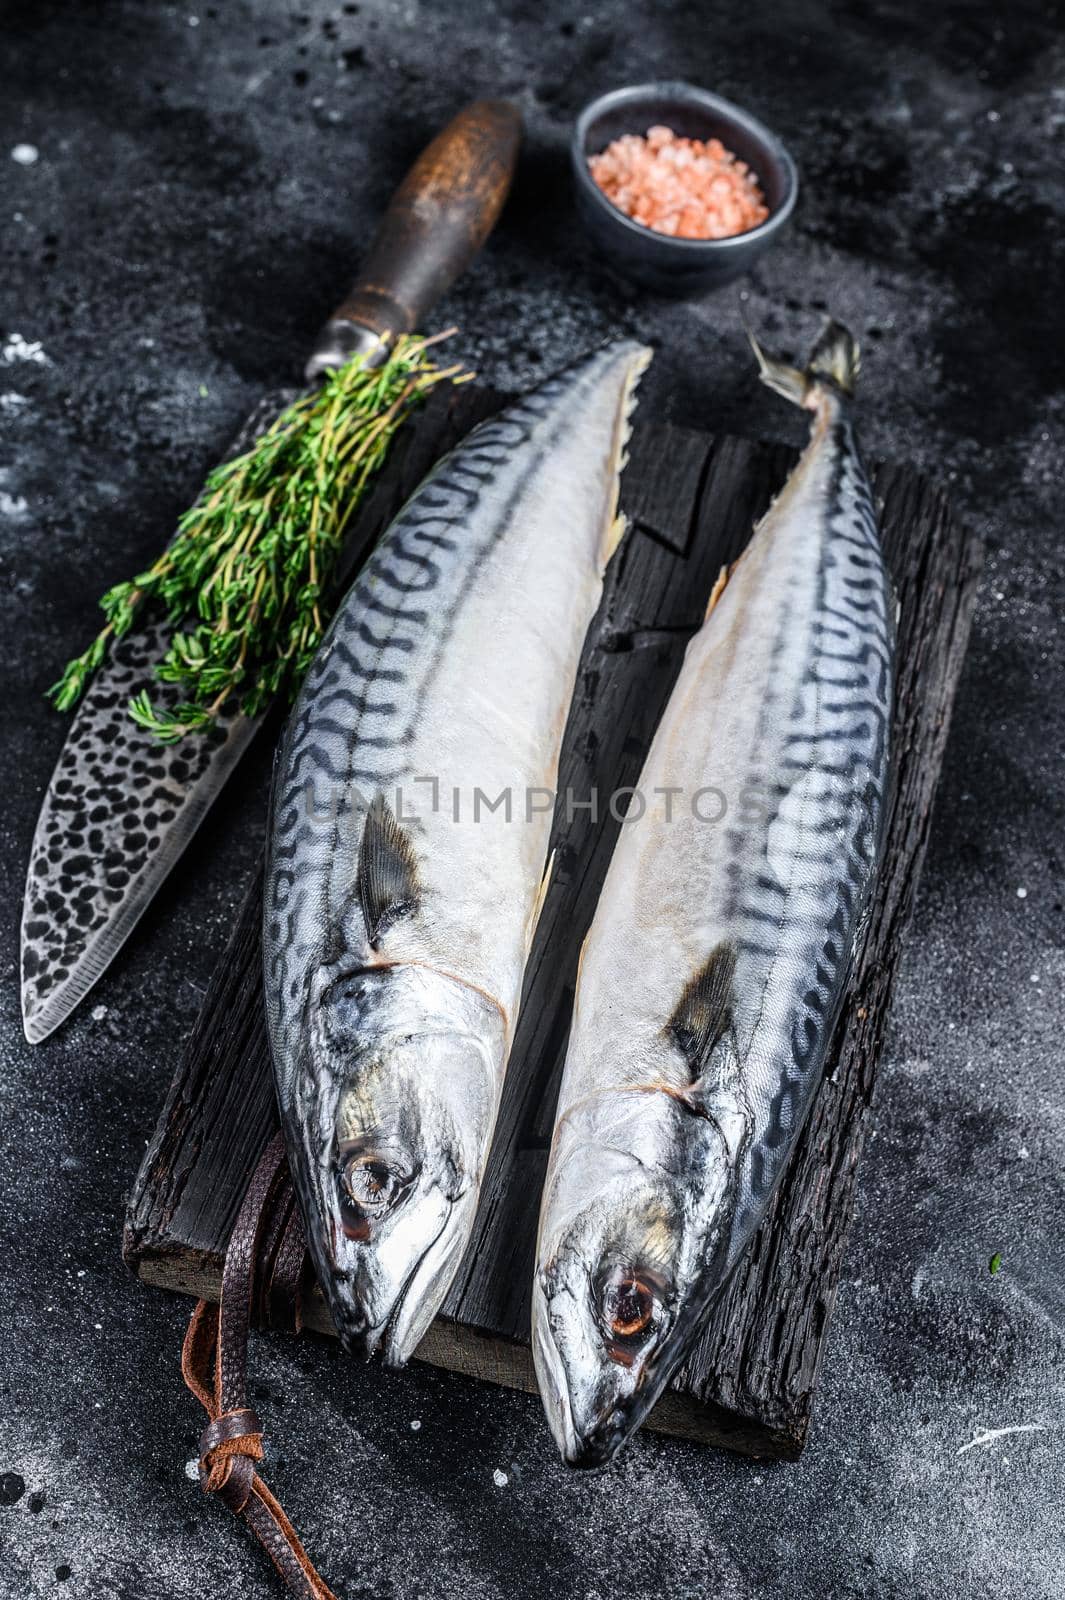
[{"x1": 182, "y1": 1131, "x2": 340, "y2": 1600}]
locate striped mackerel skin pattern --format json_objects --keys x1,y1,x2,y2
[
  {"x1": 720, "y1": 403, "x2": 893, "y2": 1251},
  {"x1": 264, "y1": 342, "x2": 646, "y2": 1120}
]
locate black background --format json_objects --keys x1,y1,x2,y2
[{"x1": 1, "y1": 3, "x2": 1062, "y2": 1597}]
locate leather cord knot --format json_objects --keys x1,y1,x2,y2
[
  {"x1": 181, "y1": 1131, "x2": 340, "y2": 1599},
  {"x1": 199, "y1": 1407, "x2": 265, "y2": 1504}
]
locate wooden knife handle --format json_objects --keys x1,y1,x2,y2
[{"x1": 305, "y1": 98, "x2": 522, "y2": 379}]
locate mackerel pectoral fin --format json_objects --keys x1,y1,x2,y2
[
  {"x1": 667, "y1": 941, "x2": 738, "y2": 1076},
  {"x1": 356, "y1": 793, "x2": 420, "y2": 948}
]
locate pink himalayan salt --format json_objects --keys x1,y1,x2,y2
[{"x1": 588, "y1": 123, "x2": 769, "y2": 240}]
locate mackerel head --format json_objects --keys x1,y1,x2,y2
[{"x1": 264, "y1": 343, "x2": 651, "y2": 1363}]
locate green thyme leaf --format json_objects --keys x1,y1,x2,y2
[{"x1": 49, "y1": 332, "x2": 467, "y2": 740}]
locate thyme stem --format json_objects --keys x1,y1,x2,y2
[{"x1": 49, "y1": 333, "x2": 464, "y2": 742}]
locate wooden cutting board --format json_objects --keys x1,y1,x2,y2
[{"x1": 123, "y1": 381, "x2": 981, "y2": 1459}]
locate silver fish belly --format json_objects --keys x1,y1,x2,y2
[
  {"x1": 533, "y1": 321, "x2": 894, "y2": 1467},
  {"x1": 264, "y1": 342, "x2": 650, "y2": 1364}
]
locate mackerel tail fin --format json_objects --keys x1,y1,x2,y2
[{"x1": 748, "y1": 318, "x2": 860, "y2": 408}]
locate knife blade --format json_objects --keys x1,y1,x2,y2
[{"x1": 21, "y1": 99, "x2": 521, "y2": 1044}]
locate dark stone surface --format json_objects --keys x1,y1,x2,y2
[{"x1": 0, "y1": 3, "x2": 1061, "y2": 1597}]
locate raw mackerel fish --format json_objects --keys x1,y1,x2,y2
[
  {"x1": 533, "y1": 321, "x2": 894, "y2": 1467},
  {"x1": 264, "y1": 342, "x2": 650, "y2": 1363}
]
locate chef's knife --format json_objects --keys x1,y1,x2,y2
[{"x1": 21, "y1": 98, "x2": 521, "y2": 1045}]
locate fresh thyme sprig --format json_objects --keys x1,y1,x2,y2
[{"x1": 49, "y1": 331, "x2": 468, "y2": 742}]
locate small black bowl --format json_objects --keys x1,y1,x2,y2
[{"x1": 572, "y1": 82, "x2": 798, "y2": 295}]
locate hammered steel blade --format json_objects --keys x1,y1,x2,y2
[{"x1": 20, "y1": 391, "x2": 295, "y2": 1044}]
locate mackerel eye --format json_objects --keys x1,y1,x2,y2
[
  {"x1": 337, "y1": 1150, "x2": 411, "y2": 1232},
  {"x1": 598, "y1": 1267, "x2": 662, "y2": 1354}
]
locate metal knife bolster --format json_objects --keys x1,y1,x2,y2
[{"x1": 305, "y1": 318, "x2": 386, "y2": 383}]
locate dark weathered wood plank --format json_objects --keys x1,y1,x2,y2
[{"x1": 124, "y1": 387, "x2": 981, "y2": 1458}]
